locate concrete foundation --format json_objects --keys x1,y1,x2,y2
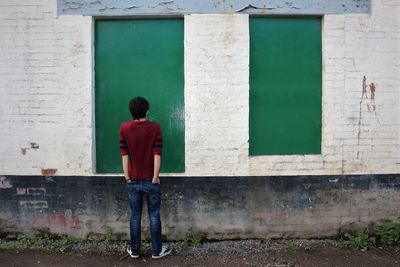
[{"x1": 1, "y1": 174, "x2": 399, "y2": 240}]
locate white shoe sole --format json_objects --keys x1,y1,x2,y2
[
  {"x1": 127, "y1": 247, "x2": 139, "y2": 259},
  {"x1": 152, "y1": 248, "x2": 171, "y2": 259}
]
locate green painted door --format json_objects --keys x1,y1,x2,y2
[
  {"x1": 249, "y1": 17, "x2": 322, "y2": 155},
  {"x1": 95, "y1": 19, "x2": 184, "y2": 173}
]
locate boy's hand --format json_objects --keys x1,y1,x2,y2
[
  {"x1": 125, "y1": 176, "x2": 131, "y2": 183},
  {"x1": 152, "y1": 177, "x2": 160, "y2": 184}
]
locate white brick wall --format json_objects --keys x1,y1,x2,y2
[
  {"x1": 322, "y1": 0, "x2": 400, "y2": 175},
  {"x1": 0, "y1": 0, "x2": 398, "y2": 176},
  {"x1": 184, "y1": 14, "x2": 250, "y2": 176},
  {"x1": 182, "y1": 1, "x2": 399, "y2": 176},
  {"x1": 0, "y1": 0, "x2": 93, "y2": 175}
]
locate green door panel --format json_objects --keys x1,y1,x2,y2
[
  {"x1": 249, "y1": 17, "x2": 322, "y2": 155},
  {"x1": 95, "y1": 19, "x2": 185, "y2": 173}
]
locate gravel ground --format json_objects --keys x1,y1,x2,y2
[
  {"x1": 0, "y1": 236, "x2": 337, "y2": 255},
  {"x1": 1, "y1": 238, "x2": 400, "y2": 266}
]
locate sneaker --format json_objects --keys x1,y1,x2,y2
[
  {"x1": 152, "y1": 245, "x2": 171, "y2": 259},
  {"x1": 127, "y1": 246, "x2": 139, "y2": 259}
]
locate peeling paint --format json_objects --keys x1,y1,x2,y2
[
  {"x1": 58, "y1": 0, "x2": 370, "y2": 16},
  {"x1": 27, "y1": 188, "x2": 46, "y2": 196},
  {"x1": 149, "y1": 0, "x2": 174, "y2": 9},
  {"x1": 21, "y1": 142, "x2": 39, "y2": 155},
  {"x1": 30, "y1": 142, "x2": 39, "y2": 149},
  {"x1": 19, "y1": 201, "x2": 48, "y2": 209},
  {"x1": 16, "y1": 188, "x2": 27, "y2": 195},
  {"x1": 21, "y1": 148, "x2": 27, "y2": 155},
  {"x1": 235, "y1": 2, "x2": 301, "y2": 13},
  {"x1": 0, "y1": 177, "x2": 12, "y2": 189},
  {"x1": 45, "y1": 177, "x2": 55, "y2": 182},
  {"x1": 124, "y1": 5, "x2": 141, "y2": 10}
]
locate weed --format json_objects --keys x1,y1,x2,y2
[
  {"x1": 104, "y1": 227, "x2": 114, "y2": 244},
  {"x1": 58, "y1": 234, "x2": 81, "y2": 252},
  {"x1": 141, "y1": 240, "x2": 151, "y2": 252},
  {"x1": 0, "y1": 235, "x2": 30, "y2": 250},
  {"x1": 285, "y1": 241, "x2": 297, "y2": 252},
  {"x1": 376, "y1": 218, "x2": 400, "y2": 246},
  {"x1": 261, "y1": 236, "x2": 272, "y2": 245},
  {"x1": 31, "y1": 237, "x2": 44, "y2": 248},
  {"x1": 303, "y1": 240, "x2": 313, "y2": 251},
  {"x1": 0, "y1": 241, "x2": 18, "y2": 250},
  {"x1": 17, "y1": 236, "x2": 30, "y2": 249},
  {"x1": 179, "y1": 232, "x2": 203, "y2": 248},
  {"x1": 341, "y1": 228, "x2": 375, "y2": 250}
]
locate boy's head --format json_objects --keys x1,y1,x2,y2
[{"x1": 129, "y1": 97, "x2": 149, "y2": 119}]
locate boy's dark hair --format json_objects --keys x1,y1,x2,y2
[{"x1": 129, "y1": 97, "x2": 149, "y2": 119}]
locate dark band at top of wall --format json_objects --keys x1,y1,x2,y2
[{"x1": 58, "y1": 0, "x2": 370, "y2": 16}]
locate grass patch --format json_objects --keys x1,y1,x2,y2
[
  {"x1": 341, "y1": 228, "x2": 375, "y2": 250},
  {"x1": 285, "y1": 241, "x2": 297, "y2": 252},
  {"x1": 141, "y1": 240, "x2": 151, "y2": 252},
  {"x1": 302, "y1": 240, "x2": 313, "y2": 251},
  {"x1": 58, "y1": 234, "x2": 82, "y2": 252},
  {"x1": 340, "y1": 218, "x2": 400, "y2": 250},
  {"x1": 179, "y1": 233, "x2": 203, "y2": 248},
  {"x1": 104, "y1": 227, "x2": 114, "y2": 245},
  {"x1": 261, "y1": 236, "x2": 272, "y2": 245},
  {"x1": 0, "y1": 235, "x2": 32, "y2": 250},
  {"x1": 376, "y1": 218, "x2": 400, "y2": 246}
]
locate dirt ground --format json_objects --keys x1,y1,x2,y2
[{"x1": 1, "y1": 240, "x2": 399, "y2": 267}]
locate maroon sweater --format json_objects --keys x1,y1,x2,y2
[{"x1": 119, "y1": 120, "x2": 162, "y2": 180}]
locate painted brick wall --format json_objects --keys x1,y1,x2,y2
[
  {"x1": 322, "y1": 0, "x2": 400, "y2": 175},
  {"x1": 183, "y1": 2, "x2": 399, "y2": 176},
  {"x1": 0, "y1": 0, "x2": 93, "y2": 176},
  {"x1": 184, "y1": 14, "x2": 250, "y2": 176},
  {"x1": 0, "y1": 1, "x2": 399, "y2": 176}
]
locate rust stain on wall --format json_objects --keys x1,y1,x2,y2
[
  {"x1": 357, "y1": 76, "x2": 379, "y2": 159},
  {"x1": 367, "y1": 82, "x2": 376, "y2": 112},
  {"x1": 41, "y1": 168, "x2": 58, "y2": 176}
]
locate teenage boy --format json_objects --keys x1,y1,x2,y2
[{"x1": 119, "y1": 97, "x2": 171, "y2": 259}]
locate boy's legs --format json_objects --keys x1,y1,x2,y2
[
  {"x1": 127, "y1": 182, "x2": 143, "y2": 255},
  {"x1": 144, "y1": 181, "x2": 162, "y2": 255}
]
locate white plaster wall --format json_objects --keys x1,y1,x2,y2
[
  {"x1": 0, "y1": 0, "x2": 93, "y2": 175},
  {"x1": 0, "y1": 0, "x2": 398, "y2": 176}
]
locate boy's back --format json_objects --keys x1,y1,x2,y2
[
  {"x1": 119, "y1": 120, "x2": 162, "y2": 180},
  {"x1": 122, "y1": 96, "x2": 170, "y2": 259}
]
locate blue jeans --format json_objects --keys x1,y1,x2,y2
[{"x1": 127, "y1": 180, "x2": 162, "y2": 255}]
